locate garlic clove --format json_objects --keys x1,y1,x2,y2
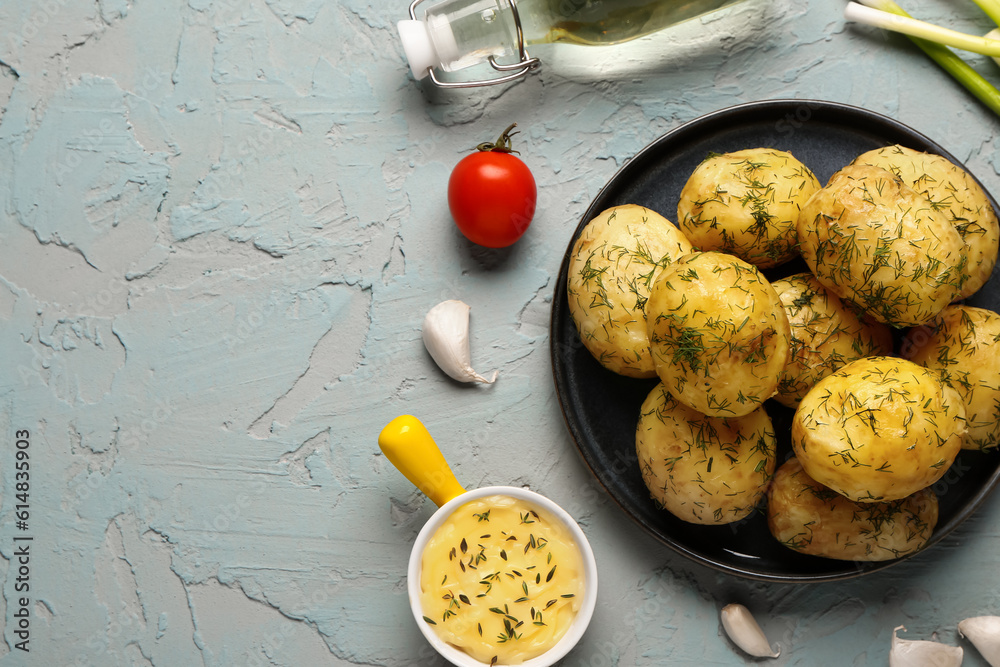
[
  {"x1": 422, "y1": 300, "x2": 497, "y2": 384},
  {"x1": 890, "y1": 625, "x2": 963, "y2": 667},
  {"x1": 959, "y1": 616, "x2": 1000, "y2": 666},
  {"x1": 720, "y1": 603, "x2": 780, "y2": 658}
]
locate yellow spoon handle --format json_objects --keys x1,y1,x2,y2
[{"x1": 378, "y1": 415, "x2": 466, "y2": 508}]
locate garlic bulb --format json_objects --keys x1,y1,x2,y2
[
  {"x1": 720, "y1": 603, "x2": 780, "y2": 658},
  {"x1": 959, "y1": 616, "x2": 1000, "y2": 666},
  {"x1": 422, "y1": 300, "x2": 497, "y2": 384},
  {"x1": 889, "y1": 625, "x2": 963, "y2": 667}
]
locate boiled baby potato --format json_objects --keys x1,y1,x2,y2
[
  {"x1": 677, "y1": 148, "x2": 821, "y2": 268},
  {"x1": 853, "y1": 145, "x2": 999, "y2": 299},
  {"x1": 636, "y1": 383, "x2": 776, "y2": 525},
  {"x1": 772, "y1": 273, "x2": 893, "y2": 408},
  {"x1": 767, "y1": 458, "x2": 938, "y2": 561},
  {"x1": 567, "y1": 205, "x2": 693, "y2": 378},
  {"x1": 902, "y1": 305, "x2": 1000, "y2": 451},
  {"x1": 646, "y1": 251, "x2": 790, "y2": 417},
  {"x1": 792, "y1": 356, "x2": 966, "y2": 502},
  {"x1": 797, "y1": 164, "x2": 966, "y2": 327}
]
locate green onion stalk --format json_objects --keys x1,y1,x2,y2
[
  {"x1": 846, "y1": 2, "x2": 1000, "y2": 54},
  {"x1": 970, "y1": 0, "x2": 1000, "y2": 27},
  {"x1": 847, "y1": 0, "x2": 1000, "y2": 118}
]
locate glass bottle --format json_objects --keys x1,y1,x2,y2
[{"x1": 398, "y1": 0, "x2": 748, "y2": 87}]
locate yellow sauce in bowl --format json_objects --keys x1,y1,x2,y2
[{"x1": 419, "y1": 495, "x2": 586, "y2": 665}]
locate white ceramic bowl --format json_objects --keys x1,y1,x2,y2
[{"x1": 407, "y1": 485, "x2": 599, "y2": 667}]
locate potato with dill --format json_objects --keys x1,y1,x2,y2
[
  {"x1": 567, "y1": 205, "x2": 693, "y2": 378},
  {"x1": 636, "y1": 383, "x2": 776, "y2": 525},
  {"x1": 792, "y1": 356, "x2": 966, "y2": 503},
  {"x1": 852, "y1": 144, "x2": 999, "y2": 299},
  {"x1": 646, "y1": 251, "x2": 791, "y2": 417},
  {"x1": 772, "y1": 273, "x2": 893, "y2": 408},
  {"x1": 797, "y1": 164, "x2": 966, "y2": 327},
  {"x1": 902, "y1": 305, "x2": 1000, "y2": 451},
  {"x1": 677, "y1": 148, "x2": 821, "y2": 268},
  {"x1": 767, "y1": 458, "x2": 939, "y2": 561}
]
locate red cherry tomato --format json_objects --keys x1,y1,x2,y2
[{"x1": 448, "y1": 123, "x2": 537, "y2": 248}]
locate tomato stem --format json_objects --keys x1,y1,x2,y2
[{"x1": 475, "y1": 122, "x2": 520, "y2": 154}]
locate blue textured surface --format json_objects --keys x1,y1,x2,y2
[{"x1": 0, "y1": 0, "x2": 999, "y2": 665}]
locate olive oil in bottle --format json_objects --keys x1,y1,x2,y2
[
  {"x1": 529, "y1": 0, "x2": 746, "y2": 46},
  {"x1": 398, "y1": 0, "x2": 747, "y2": 85}
]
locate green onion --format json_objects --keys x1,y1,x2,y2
[
  {"x1": 846, "y1": 2, "x2": 1000, "y2": 55},
  {"x1": 989, "y1": 28, "x2": 1000, "y2": 66},
  {"x1": 846, "y1": 0, "x2": 1000, "y2": 118},
  {"x1": 971, "y1": 0, "x2": 1000, "y2": 26}
]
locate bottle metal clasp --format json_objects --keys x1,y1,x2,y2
[{"x1": 408, "y1": 0, "x2": 541, "y2": 88}]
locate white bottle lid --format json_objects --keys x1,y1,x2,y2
[
  {"x1": 398, "y1": 16, "x2": 460, "y2": 80},
  {"x1": 397, "y1": 19, "x2": 438, "y2": 80}
]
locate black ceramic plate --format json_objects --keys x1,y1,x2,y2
[{"x1": 551, "y1": 100, "x2": 1000, "y2": 582}]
